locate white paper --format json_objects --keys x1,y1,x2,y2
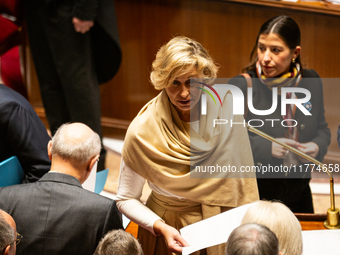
[
  {"x1": 122, "y1": 214, "x2": 131, "y2": 229},
  {"x1": 302, "y1": 229, "x2": 340, "y2": 255},
  {"x1": 180, "y1": 203, "x2": 253, "y2": 255},
  {"x1": 82, "y1": 161, "x2": 97, "y2": 192}
]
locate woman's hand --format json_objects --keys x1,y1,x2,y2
[
  {"x1": 153, "y1": 219, "x2": 189, "y2": 253},
  {"x1": 297, "y1": 142, "x2": 319, "y2": 163},
  {"x1": 271, "y1": 138, "x2": 299, "y2": 159}
]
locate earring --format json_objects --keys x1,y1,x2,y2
[{"x1": 292, "y1": 58, "x2": 295, "y2": 63}]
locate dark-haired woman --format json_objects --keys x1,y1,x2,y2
[{"x1": 229, "y1": 15, "x2": 330, "y2": 213}]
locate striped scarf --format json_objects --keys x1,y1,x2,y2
[
  {"x1": 256, "y1": 61, "x2": 301, "y2": 137},
  {"x1": 256, "y1": 61, "x2": 301, "y2": 92}
]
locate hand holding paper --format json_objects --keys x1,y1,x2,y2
[
  {"x1": 154, "y1": 219, "x2": 190, "y2": 253},
  {"x1": 180, "y1": 203, "x2": 253, "y2": 255}
]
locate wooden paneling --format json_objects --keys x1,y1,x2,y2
[{"x1": 27, "y1": 0, "x2": 340, "y2": 161}]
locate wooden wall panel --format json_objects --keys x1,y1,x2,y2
[{"x1": 27, "y1": 0, "x2": 340, "y2": 160}]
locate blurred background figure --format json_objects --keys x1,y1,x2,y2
[
  {"x1": 24, "y1": 0, "x2": 121, "y2": 171},
  {"x1": 94, "y1": 229, "x2": 143, "y2": 255},
  {"x1": 225, "y1": 223, "x2": 282, "y2": 255}
]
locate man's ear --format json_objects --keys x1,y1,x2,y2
[
  {"x1": 47, "y1": 141, "x2": 52, "y2": 161},
  {"x1": 87, "y1": 155, "x2": 100, "y2": 173},
  {"x1": 3, "y1": 245, "x2": 10, "y2": 255}
]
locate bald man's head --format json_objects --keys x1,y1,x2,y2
[
  {"x1": 50, "y1": 123, "x2": 101, "y2": 165},
  {"x1": 0, "y1": 210, "x2": 16, "y2": 255}
]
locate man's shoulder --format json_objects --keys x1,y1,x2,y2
[
  {"x1": 0, "y1": 183, "x2": 34, "y2": 210},
  {"x1": 0, "y1": 179, "x2": 116, "y2": 215},
  {"x1": 0, "y1": 85, "x2": 31, "y2": 106},
  {"x1": 0, "y1": 85, "x2": 38, "y2": 122},
  {"x1": 0, "y1": 183, "x2": 33, "y2": 196}
]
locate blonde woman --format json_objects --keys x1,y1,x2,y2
[
  {"x1": 116, "y1": 36, "x2": 259, "y2": 255},
  {"x1": 242, "y1": 201, "x2": 303, "y2": 255}
]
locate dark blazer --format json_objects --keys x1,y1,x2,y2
[
  {"x1": 0, "y1": 84, "x2": 51, "y2": 183},
  {"x1": 228, "y1": 69, "x2": 331, "y2": 212},
  {"x1": 0, "y1": 172, "x2": 123, "y2": 255}
]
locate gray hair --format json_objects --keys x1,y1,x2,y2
[
  {"x1": 0, "y1": 210, "x2": 15, "y2": 251},
  {"x1": 51, "y1": 123, "x2": 101, "y2": 164},
  {"x1": 94, "y1": 229, "x2": 143, "y2": 255},
  {"x1": 226, "y1": 223, "x2": 280, "y2": 255}
]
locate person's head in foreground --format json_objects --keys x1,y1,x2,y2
[
  {"x1": 48, "y1": 122, "x2": 101, "y2": 184},
  {"x1": 245, "y1": 15, "x2": 301, "y2": 77},
  {"x1": 94, "y1": 229, "x2": 143, "y2": 255},
  {"x1": 150, "y1": 35, "x2": 218, "y2": 121},
  {"x1": 225, "y1": 223, "x2": 282, "y2": 255},
  {"x1": 0, "y1": 210, "x2": 21, "y2": 255},
  {"x1": 241, "y1": 201, "x2": 302, "y2": 255}
]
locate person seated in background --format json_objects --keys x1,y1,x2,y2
[
  {"x1": 0, "y1": 209, "x2": 21, "y2": 255},
  {"x1": 0, "y1": 84, "x2": 51, "y2": 183},
  {"x1": 0, "y1": 123, "x2": 123, "y2": 255},
  {"x1": 241, "y1": 201, "x2": 302, "y2": 255},
  {"x1": 94, "y1": 229, "x2": 143, "y2": 255},
  {"x1": 225, "y1": 223, "x2": 281, "y2": 255}
]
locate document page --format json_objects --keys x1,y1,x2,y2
[
  {"x1": 302, "y1": 229, "x2": 340, "y2": 255},
  {"x1": 180, "y1": 203, "x2": 253, "y2": 255}
]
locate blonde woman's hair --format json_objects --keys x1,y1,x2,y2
[
  {"x1": 150, "y1": 36, "x2": 218, "y2": 90},
  {"x1": 241, "y1": 201, "x2": 302, "y2": 255}
]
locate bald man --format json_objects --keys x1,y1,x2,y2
[
  {"x1": 0, "y1": 123, "x2": 123, "y2": 255},
  {"x1": 225, "y1": 223, "x2": 282, "y2": 255},
  {"x1": 0, "y1": 210, "x2": 17, "y2": 255}
]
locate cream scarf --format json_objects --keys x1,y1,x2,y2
[{"x1": 122, "y1": 89, "x2": 258, "y2": 208}]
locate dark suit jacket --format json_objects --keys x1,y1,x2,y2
[
  {"x1": 0, "y1": 172, "x2": 123, "y2": 255},
  {"x1": 0, "y1": 84, "x2": 51, "y2": 182}
]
